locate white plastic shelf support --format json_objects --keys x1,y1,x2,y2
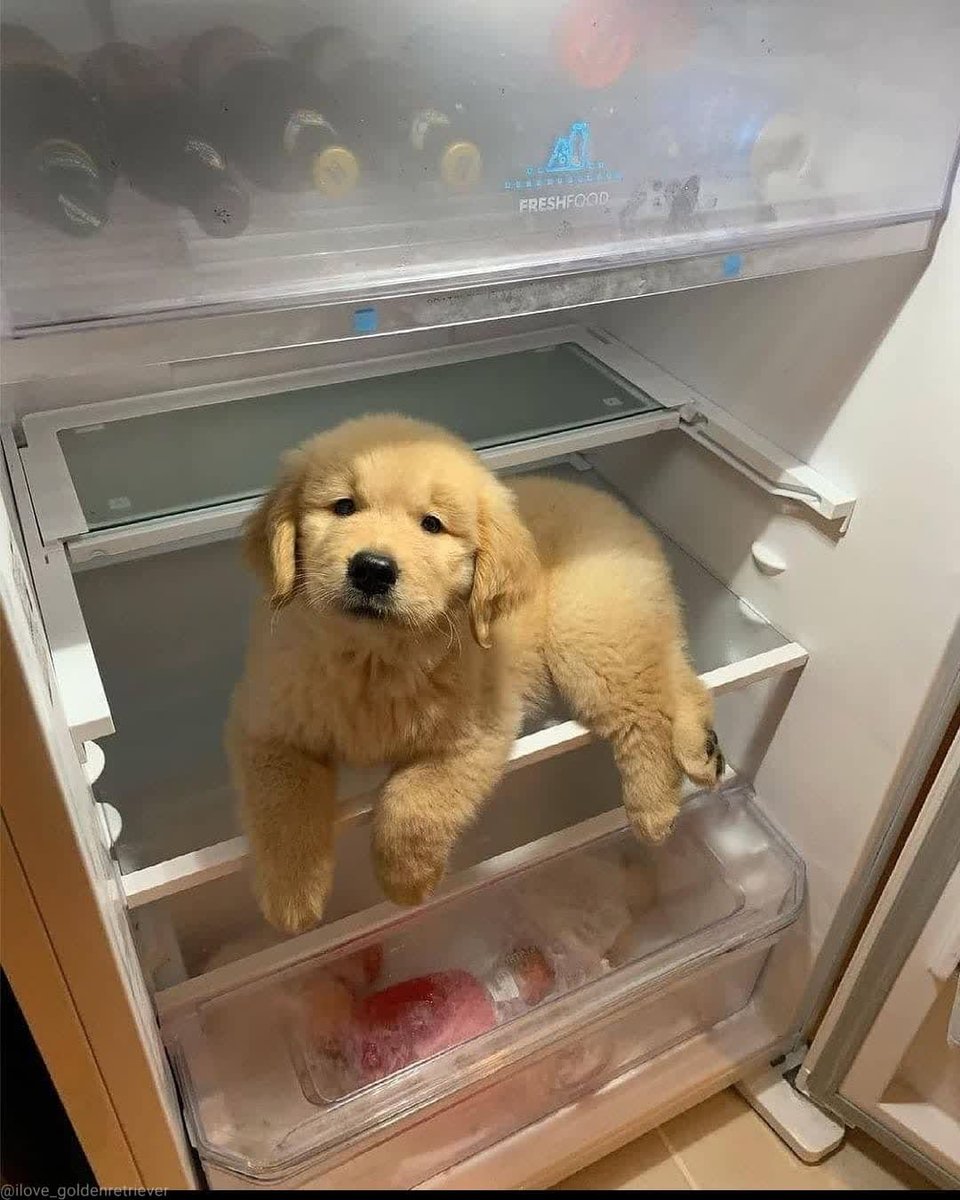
[{"x1": 679, "y1": 399, "x2": 857, "y2": 533}]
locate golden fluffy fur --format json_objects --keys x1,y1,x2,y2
[{"x1": 227, "y1": 414, "x2": 722, "y2": 933}]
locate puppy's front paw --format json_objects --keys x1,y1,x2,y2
[
  {"x1": 255, "y1": 862, "x2": 332, "y2": 934},
  {"x1": 372, "y1": 817, "x2": 447, "y2": 907},
  {"x1": 376, "y1": 856, "x2": 445, "y2": 907}
]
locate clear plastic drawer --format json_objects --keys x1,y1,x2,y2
[{"x1": 163, "y1": 786, "x2": 804, "y2": 1186}]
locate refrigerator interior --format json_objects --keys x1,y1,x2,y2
[
  {"x1": 2, "y1": 5, "x2": 959, "y2": 1180},
  {"x1": 5, "y1": 218, "x2": 960, "y2": 1183},
  {"x1": 4, "y1": 321, "x2": 822, "y2": 1184},
  {"x1": 6, "y1": 184, "x2": 960, "y2": 1175}
]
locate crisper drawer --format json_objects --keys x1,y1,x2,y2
[
  {"x1": 2, "y1": 0, "x2": 959, "y2": 351},
  {"x1": 162, "y1": 787, "x2": 804, "y2": 1188}
]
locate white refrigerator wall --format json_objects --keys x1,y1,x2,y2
[{"x1": 592, "y1": 176, "x2": 960, "y2": 1033}]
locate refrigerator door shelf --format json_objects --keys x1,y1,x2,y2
[{"x1": 3, "y1": 1, "x2": 959, "y2": 375}]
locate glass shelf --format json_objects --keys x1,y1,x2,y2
[{"x1": 58, "y1": 343, "x2": 661, "y2": 531}]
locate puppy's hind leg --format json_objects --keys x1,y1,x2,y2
[
  {"x1": 548, "y1": 624, "x2": 684, "y2": 843},
  {"x1": 542, "y1": 552, "x2": 708, "y2": 844},
  {"x1": 540, "y1": 564, "x2": 681, "y2": 844},
  {"x1": 670, "y1": 646, "x2": 725, "y2": 788}
]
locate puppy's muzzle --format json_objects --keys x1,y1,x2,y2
[{"x1": 348, "y1": 551, "x2": 399, "y2": 597}]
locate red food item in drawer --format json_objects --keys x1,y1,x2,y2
[{"x1": 348, "y1": 969, "x2": 497, "y2": 1084}]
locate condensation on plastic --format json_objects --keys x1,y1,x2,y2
[{"x1": 2, "y1": 0, "x2": 958, "y2": 333}]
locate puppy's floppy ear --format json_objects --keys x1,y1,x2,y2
[
  {"x1": 469, "y1": 477, "x2": 539, "y2": 649},
  {"x1": 244, "y1": 452, "x2": 304, "y2": 608}
]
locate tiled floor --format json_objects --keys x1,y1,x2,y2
[{"x1": 556, "y1": 1088, "x2": 934, "y2": 1191}]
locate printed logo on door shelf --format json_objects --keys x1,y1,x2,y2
[{"x1": 504, "y1": 120, "x2": 622, "y2": 214}]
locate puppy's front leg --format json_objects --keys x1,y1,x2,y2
[
  {"x1": 373, "y1": 722, "x2": 514, "y2": 906},
  {"x1": 234, "y1": 736, "x2": 336, "y2": 934}
]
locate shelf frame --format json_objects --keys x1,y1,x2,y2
[
  {"x1": 21, "y1": 322, "x2": 856, "y2": 558},
  {"x1": 21, "y1": 324, "x2": 678, "y2": 549},
  {"x1": 2, "y1": 211, "x2": 936, "y2": 386},
  {"x1": 122, "y1": 642, "x2": 808, "y2": 913}
]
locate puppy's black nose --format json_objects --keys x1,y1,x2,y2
[{"x1": 348, "y1": 551, "x2": 398, "y2": 596}]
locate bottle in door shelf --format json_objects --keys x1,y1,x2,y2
[
  {"x1": 297, "y1": 40, "x2": 486, "y2": 193},
  {"x1": 553, "y1": 0, "x2": 696, "y2": 89},
  {"x1": 1, "y1": 23, "x2": 114, "y2": 237},
  {"x1": 81, "y1": 43, "x2": 250, "y2": 239},
  {"x1": 642, "y1": 70, "x2": 814, "y2": 196},
  {"x1": 296, "y1": 947, "x2": 554, "y2": 1101},
  {"x1": 291, "y1": 24, "x2": 368, "y2": 89},
  {"x1": 180, "y1": 26, "x2": 359, "y2": 197}
]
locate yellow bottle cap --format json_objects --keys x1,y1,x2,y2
[
  {"x1": 312, "y1": 146, "x2": 360, "y2": 198},
  {"x1": 440, "y1": 140, "x2": 482, "y2": 190}
]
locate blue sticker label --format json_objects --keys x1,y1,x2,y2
[
  {"x1": 353, "y1": 306, "x2": 378, "y2": 334},
  {"x1": 505, "y1": 120, "x2": 623, "y2": 211},
  {"x1": 722, "y1": 253, "x2": 743, "y2": 279}
]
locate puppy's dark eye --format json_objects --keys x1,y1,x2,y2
[
  {"x1": 421, "y1": 514, "x2": 444, "y2": 534},
  {"x1": 332, "y1": 498, "x2": 356, "y2": 517}
]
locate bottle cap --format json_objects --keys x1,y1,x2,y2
[
  {"x1": 502, "y1": 946, "x2": 554, "y2": 1006},
  {"x1": 439, "y1": 140, "x2": 482, "y2": 190},
  {"x1": 750, "y1": 113, "x2": 812, "y2": 181},
  {"x1": 312, "y1": 145, "x2": 360, "y2": 197}
]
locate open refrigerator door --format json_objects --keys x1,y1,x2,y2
[{"x1": 799, "y1": 723, "x2": 960, "y2": 1188}]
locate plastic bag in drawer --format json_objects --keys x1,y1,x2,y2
[{"x1": 286, "y1": 827, "x2": 739, "y2": 1105}]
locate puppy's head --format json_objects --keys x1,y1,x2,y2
[{"x1": 245, "y1": 414, "x2": 537, "y2": 646}]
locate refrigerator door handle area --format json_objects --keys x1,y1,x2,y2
[{"x1": 0, "y1": 459, "x2": 197, "y2": 1188}]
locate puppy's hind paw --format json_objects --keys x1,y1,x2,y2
[
  {"x1": 676, "y1": 725, "x2": 725, "y2": 789},
  {"x1": 704, "y1": 727, "x2": 726, "y2": 784}
]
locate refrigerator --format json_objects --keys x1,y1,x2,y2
[{"x1": 1, "y1": 0, "x2": 958, "y2": 1189}]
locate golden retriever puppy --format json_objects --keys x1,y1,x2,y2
[{"x1": 227, "y1": 414, "x2": 723, "y2": 933}]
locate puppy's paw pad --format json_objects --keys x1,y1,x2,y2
[
  {"x1": 678, "y1": 726, "x2": 725, "y2": 788},
  {"x1": 705, "y1": 727, "x2": 725, "y2": 785}
]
